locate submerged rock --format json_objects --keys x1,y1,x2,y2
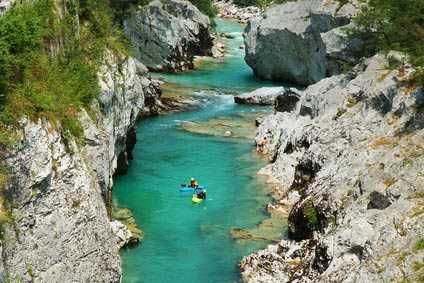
[
  {"x1": 125, "y1": 0, "x2": 213, "y2": 72},
  {"x1": 181, "y1": 112, "x2": 264, "y2": 140},
  {"x1": 244, "y1": 0, "x2": 359, "y2": 85}
]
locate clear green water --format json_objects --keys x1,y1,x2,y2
[
  {"x1": 152, "y1": 19, "x2": 279, "y2": 92},
  {"x1": 113, "y1": 19, "x2": 284, "y2": 283}
]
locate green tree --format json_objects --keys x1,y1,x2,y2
[{"x1": 354, "y1": 0, "x2": 424, "y2": 85}]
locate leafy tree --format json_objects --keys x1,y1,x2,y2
[{"x1": 354, "y1": 0, "x2": 424, "y2": 86}]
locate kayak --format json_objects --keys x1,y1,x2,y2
[
  {"x1": 192, "y1": 195, "x2": 204, "y2": 204},
  {"x1": 192, "y1": 189, "x2": 207, "y2": 204},
  {"x1": 179, "y1": 185, "x2": 205, "y2": 192}
]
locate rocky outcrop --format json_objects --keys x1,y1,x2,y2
[
  {"x1": 321, "y1": 22, "x2": 363, "y2": 74},
  {"x1": 1, "y1": 55, "x2": 161, "y2": 282},
  {"x1": 234, "y1": 86, "x2": 301, "y2": 107},
  {"x1": 0, "y1": 0, "x2": 13, "y2": 15},
  {"x1": 241, "y1": 55, "x2": 424, "y2": 282},
  {"x1": 235, "y1": 87, "x2": 285, "y2": 105},
  {"x1": 214, "y1": 0, "x2": 261, "y2": 23},
  {"x1": 125, "y1": 0, "x2": 214, "y2": 72},
  {"x1": 244, "y1": 0, "x2": 360, "y2": 85}
]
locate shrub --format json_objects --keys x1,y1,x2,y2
[
  {"x1": 414, "y1": 239, "x2": 424, "y2": 252},
  {"x1": 233, "y1": 0, "x2": 288, "y2": 9},
  {"x1": 353, "y1": 0, "x2": 424, "y2": 86},
  {"x1": 0, "y1": 0, "x2": 132, "y2": 146},
  {"x1": 189, "y1": 0, "x2": 217, "y2": 18}
]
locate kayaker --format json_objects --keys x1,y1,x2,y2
[
  {"x1": 197, "y1": 190, "x2": 206, "y2": 200},
  {"x1": 190, "y1": 177, "x2": 198, "y2": 188}
]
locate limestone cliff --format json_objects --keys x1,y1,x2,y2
[
  {"x1": 125, "y1": 0, "x2": 214, "y2": 72},
  {"x1": 240, "y1": 55, "x2": 424, "y2": 282},
  {"x1": 244, "y1": 0, "x2": 360, "y2": 85},
  {"x1": 0, "y1": 55, "x2": 161, "y2": 282}
]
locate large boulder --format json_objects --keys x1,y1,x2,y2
[
  {"x1": 244, "y1": 0, "x2": 359, "y2": 86},
  {"x1": 125, "y1": 0, "x2": 213, "y2": 72},
  {"x1": 234, "y1": 87, "x2": 287, "y2": 105}
]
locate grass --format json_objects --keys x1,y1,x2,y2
[
  {"x1": 383, "y1": 177, "x2": 397, "y2": 188},
  {"x1": 369, "y1": 136, "x2": 398, "y2": 149},
  {"x1": 303, "y1": 199, "x2": 319, "y2": 227},
  {"x1": 414, "y1": 239, "x2": 424, "y2": 252},
  {"x1": 412, "y1": 261, "x2": 424, "y2": 282},
  {"x1": 410, "y1": 203, "x2": 424, "y2": 218}
]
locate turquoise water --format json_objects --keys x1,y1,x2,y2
[
  {"x1": 153, "y1": 19, "x2": 278, "y2": 92},
  {"x1": 113, "y1": 19, "x2": 284, "y2": 283}
]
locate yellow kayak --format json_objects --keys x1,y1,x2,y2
[{"x1": 192, "y1": 195, "x2": 204, "y2": 204}]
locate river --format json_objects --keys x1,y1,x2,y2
[{"x1": 113, "y1": 19, "x2": 284, "y2": 283}]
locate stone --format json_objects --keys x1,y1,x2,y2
[
  {"x1": 234, "y1": 87, "x2": 287, "y2": 105},
  {"x1": 367, "y1": 191, "x2": 392, "y2": 210},
  {"x1": 321, "y1": 23, "x2": 364, "y2": 74},
  {"x1": 274, "y1": 89, "x2": 301, "y2": 112},
  {"x1": 244, "y1": 0, "x2": 359, "y2": 85},
  {"x1": 125, "y1": 0, "x2": 213, "y2": 72},
  {"x1": 110, "y1": 220, "x2": 134, "y2": 249}
]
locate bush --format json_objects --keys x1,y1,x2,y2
[
  {"x1": 0, "y1": 0, "x2": 131, "y2": 146},
  {"x1": 189, "y1": 0, "x2": 217, "y2": 18},
  {"x1": 233, "y1": 0, "x2": 288, "y2": 9},
  {"x1": 415, "y1": 239, "x2": 424, "y2": 252},
  {"x1": 353, "y1": 0, "x2": 424, "y2": 86}
]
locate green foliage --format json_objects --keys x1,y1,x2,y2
[
  {"x1": 110, "y1": 0, "x2": 151, "y2": 23},
  {"x1": 353, "y1": 0, "x2": 424, "y2": 86},
  {"x1": 0, "y1": 0, "x2": 131, "y2": 146},
  {"x1": 189, "y1": 0, "x2": 217, "y2": 18},
  {"x1": 303, "y1": 199, "x2": 318, "y2": 227},
  {"x1": 414, "y1": 239, "x2": 424, "y2": 252},
  {"x1": 233, "y1": 0, "x2": 288, "y2": 9}
]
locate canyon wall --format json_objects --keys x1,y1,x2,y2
[
  {"x1": 0, "y1": 55, "x2": 161, "y2": 282},
  {"x1": 241, "y1": 54, "x2": 424, "y2": 282}
]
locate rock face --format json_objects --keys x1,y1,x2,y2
[
  {"x1": 241, "y1": 55, "x2": 424, "y2": 282},
  {"x1": 1, "y1": 55, "x2": 161, "y2": 282},
  {"x1": 244, "y1": 0, "x2": 360, "y2": 85},
  {"x1": 125, "y1": 0, "x2": 214, "y2": 72}
]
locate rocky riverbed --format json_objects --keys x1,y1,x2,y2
[{"x1": 214, "y1": 0, "x2": 261, "y2": 23}]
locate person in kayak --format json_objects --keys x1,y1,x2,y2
[
  {"x1": 190, "y1": 177, "x2": 198, "y2": 188},
  {"x1": 196, "y1": 190, "x2": 206, "y2": 200}
]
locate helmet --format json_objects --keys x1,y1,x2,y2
[{"x1": 190, "y1": 177, "x2": 195, "y2": 181}]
